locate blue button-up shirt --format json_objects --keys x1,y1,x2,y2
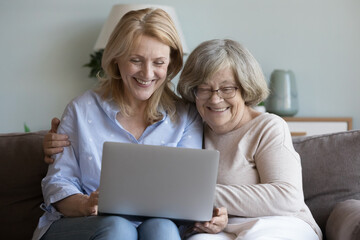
[{"x1": 32, "y1": 90, "x2": 203, "y2": 239}]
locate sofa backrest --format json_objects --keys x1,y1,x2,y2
[
  {"x1": 0, "y1": 131, "x2": 47, "y2": 240},
  {"x1": 292, "y1": 130, "x2": 360, "y2": 234},
  {"x1": 1, "y1": 129, "x2": 360, "y2": 239}
]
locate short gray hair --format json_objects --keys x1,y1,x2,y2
[{"x1": 177, "y1": 39, "x2": 269, "y2": 106}]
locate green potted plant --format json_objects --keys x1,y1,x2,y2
[{"x1": 83, "y1": 49, "x2": 104, "y2": 78}]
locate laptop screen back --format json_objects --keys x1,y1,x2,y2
[{"x1": 98, "y1": 142, "x2": 219, "y2": 222}]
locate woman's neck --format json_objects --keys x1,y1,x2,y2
[
  {"x1": 116, "y1": 111, "x2": 149, "y2": 140},
  {"x1": 117, "y1": 97, "x2": 149, "y2": 139}
]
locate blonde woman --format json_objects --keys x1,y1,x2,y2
[{"x1": 33, "y1": 8, "x2": 202, "y2": 240}]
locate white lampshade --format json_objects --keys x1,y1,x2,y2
[{"x1": 94, "y1": 4, "x2": 189, "y2": 54}]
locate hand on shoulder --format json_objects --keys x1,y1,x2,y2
[{"x1": 43, "y1": 117, "x2": 70, "y2": 164}]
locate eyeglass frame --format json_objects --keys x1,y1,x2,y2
[{"x1": 193, "y1": 86, "x2": 239, "y2": 100}]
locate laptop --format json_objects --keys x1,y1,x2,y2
[{"x1": 98, "y1": 142, "x2": 219, "y2": 222}]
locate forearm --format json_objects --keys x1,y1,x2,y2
[
  {"x1": 54, "y1": 193, "x2": 91, "y2": 217},
  {"x1": 215, "y1": 182, "x2": 302, "y2": 217}
]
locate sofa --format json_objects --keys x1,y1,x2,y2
[{"x1": 1, "y1": 130, "x2": 360, "y2": 240}]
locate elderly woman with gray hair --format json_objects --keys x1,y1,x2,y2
[{"x1": 177, "y1": 39, "x2": 322, "y2": 240}]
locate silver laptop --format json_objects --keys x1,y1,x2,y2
[{"x1": 98, "y1": 142, "x2": 219, "y2": 222}]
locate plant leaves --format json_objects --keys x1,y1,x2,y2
[
  {"x1": 83, "y1": 49, "x2": 104, "y2": 78},
  {"x1": 24, "y1": 123, "x2": 31, "y2": 132}
]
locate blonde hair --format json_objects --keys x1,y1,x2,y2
[
  {"x1": 96, "y1": 8, "x2": 183, "y2": 124},
  {"x1": 177, "y1": 39, "x2": 269, "y2": 106}
]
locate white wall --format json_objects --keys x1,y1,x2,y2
[{"x1": 1, "y1": 0, "x2": 359, "y2": 133}]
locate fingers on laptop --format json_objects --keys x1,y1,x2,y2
[
  {"x1": 194, "y1": 207, "x2": 228, "y2": 234},
  {"x1": 88, "y1": 190, "x2": 99, "y2": 216}
]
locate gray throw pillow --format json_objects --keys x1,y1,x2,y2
[
  {"x1": 292, "y1": 130, "x2": 360, "y2": 234},
  {"x1": 326, "y1": 199, "x2": 360, "y2": 240}
]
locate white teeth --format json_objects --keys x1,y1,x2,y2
[
  {"x1": 211, "y1": 107, "x2": 227, "y2": 112},
  {"x1": 135, "y1": 78, "x2": 152, "y2": 85}
]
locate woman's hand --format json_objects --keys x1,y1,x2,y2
[
  {"x1": 193, "y1": 207, "x2": 228, "y2": 234},
  {"x1": 54, "y1": 190, "x2": 99, "y2": 217},
  {"x1": 43, "y1": 117, "x2": 70, "y2": 164},
  {"x1": 87, "y1": 190, "x2": 99, "y2": 216}
]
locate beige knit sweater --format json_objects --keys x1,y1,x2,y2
[{"x1": 205, "y1": 113, "x2": 322, "y2": 239}]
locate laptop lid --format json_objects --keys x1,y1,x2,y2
[{"x1": 98, "y1": 142, "x2": 219, "y2": 222}]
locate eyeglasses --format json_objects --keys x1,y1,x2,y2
[{"x1": 193, "y1": 86, "x2": 239, "y2": 100}]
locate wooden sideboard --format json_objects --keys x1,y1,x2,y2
[{"x1": 283, "y1": 117, "x2": 352, "y2": 137}]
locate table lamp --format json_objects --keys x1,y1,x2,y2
[{"x1": 94, "y1": 4, "x2": 188, "y2": 53}]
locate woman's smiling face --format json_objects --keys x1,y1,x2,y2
[
  {"x1": 117, "y1": 35, "x2": 170, "y2": 105},
  {"x1": 195, "y1": 67, "x2": 248, "y2": 134}
]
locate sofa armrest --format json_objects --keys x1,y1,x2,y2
[
  {"x1": 326, "y1": 199, "x2": 360, "y2": 240},
  {"x1": 0, "y1": 131, "x2": 48, "y2": 240}
]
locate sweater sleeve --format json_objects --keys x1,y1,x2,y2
[{"x1": 214, "y1": 117, "x2": 305, "y2": 217}]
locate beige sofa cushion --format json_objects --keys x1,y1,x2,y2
[{"x1": 0, "y1": 131, "x2": 47, "y2": 240}]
